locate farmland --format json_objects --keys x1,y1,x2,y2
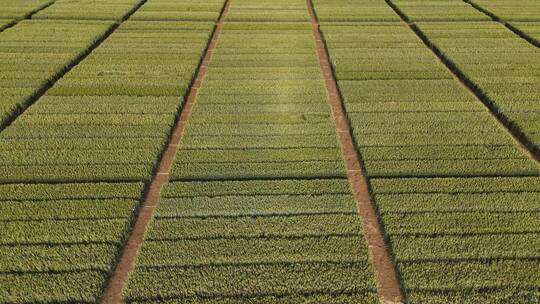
[{"x1": 0, "y1": 0, "x2": 539, "y2": 303}]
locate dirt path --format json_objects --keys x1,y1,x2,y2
[
  {"x1": 305, "y1": 1, "x2": 406, "y2": 303},
  {"x1": 98, "y1": 2, "x2": 230, "y2": 303}
]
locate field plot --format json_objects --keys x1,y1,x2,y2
[
  {"x1": 371, "y1": 177, "x2": 540, "y2": 303},
  {"x1": 173, "y1": 21, "x2": 345, "y2": 180},
  {"x1": 412, "y1": 22, "x2": 540, "y2": 148},
  {"x1": 130, "y1": 0, "x2": 225, "y2": 22},
  {"x1": 0, "y1": 20, "x2": 111, "y2": 125},
  {"x1": 313, "y1": 0, "x2": 400, "y2": 22},
  {"x1": 392, "y1": 0, "x2": 490, "y2": 21},
  {"x1": 31, "y1": 0, "x2": 142, "y2": 21},
  {"x1": 0, "y1": 20, "x2": 214, "y2": 182},
  {"x1": 123, "y1": 1, "x2": 378, "y2": 301},
  {"x1": 319, "y1": 22, "x2": 538, "y2": 177},
  {"x1": 0, "y1": 182, "x2": 144, "y2": 302},
  {"x1": 226, "y1": 0, "x2": 310, "y2": 22},
  {"x1": 470, "y1": 0, "x2": 540, "y2": 21},
  {"x1": 125, "y1": 180, "x2": 377, "y2": 303}
]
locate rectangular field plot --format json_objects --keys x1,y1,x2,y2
[
  {"x1": 471, "y1": 0, "x2": 540, "y2": 21},
  {"x1": 0, "y1": 182, "x2": 143, "y2": 303},
  {"x1": 370, "y1": 176, "x2": 540, "y2": 303},
  {"x1": 124, "y1": 179, "x2": 377, "y2": 302},
  {"x1": 131, "y1": 0, "x2": 225, "y2": 21},
  {"x1": 226, "y1": 0, "x2": 309, "y2": 22},
  {"x1": 0, "y1": 21, "x2": 215, "y2": 183},
  {"x1": 170, "y1": 21, "x2": 347, "y2": 180},
  {"x1": 312, "y1": 0, "x2": 400, "y2": 22},
  {"x1": 318, "y1": 22, "x2": 539, "y2": 177},
  {"x1": 0, "y1": 20, "x2": 112, "y2": 123},
  {"x1": 392, "y1": 0, "x2": 490, "y2": 21},
  {"x1": 32, "y1": 0, "x2": 142, "y2": 21},
  {"x1": 416, "y1": 21, "x2": 540, "y2": 150}
]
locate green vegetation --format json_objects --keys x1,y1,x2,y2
[
  {"x1": 0, "y1": 21, "x2": 214, "y2": 182},
  {"x1": 126, "y1": 179, "x2": 375, "y2": 302},
  {"x1": 0, "y1": 20, "x2": 112, "y2": 122},
  {"x1": 471, "y1": 0, "x2": 540, "y2": 21},
  {"x1": 415, "y1": 22, "x2": 540, "y2": 150},
  {"x1": 0, "y1": 182, "x2": 143, "y2": 302},
  {"x1": 124, "y1": 17, "x2": 376, "y2": 302},
  {"x1": 319, "y1": 22, "x2": 539, "y2": 177},
  {"x1": 312, "y1": 0, "x2": 400, "y2": 22},
  {"x1": 32, "y1": 0, "x2": 142, "y2": 20},
  {"x1": 0, "y1": 0, "x2": 52, "y2": 19},
  {"x1": 392, "y1": 0, "x2": 490, "y2": 21},
  {"x1": 2, "y1": 0, "x2": 540, "y2": 302},
  {"x1": 0, "y1": 5, "x2": 220, "y2": 302},
  {"x1": 131, "y1": 0, "x2": 224, "y2": 21},
  {"x1": 370, "y1": 176, "x2": 540, "y2": 302},
  {"x1": 226, "y1": 0, "x2": 310, "y2": 22},
  {"x1": 314, "y1": 1, "x2": 540, "y2": 302}
]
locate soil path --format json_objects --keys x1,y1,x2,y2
[
  {"x1": 99, "y1": 1, "x2": 230, "y2": 303},
  {"x1": 306, "y1": 1, "x2": 407, "y2": 303}
]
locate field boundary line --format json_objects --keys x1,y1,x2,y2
[
  {"x1": 0, "y1": 0, "x2": 56, "y2": 33},
  {"x1": 0, "y1": 0, "x2": 148, "y2": 133},
  {"x1": 463, "y1": 0, "x2": 539, "y2": 48},
  {"x1": 385, "y1": 0, "x2": 540, "y2": 164},
  {"x1": 306, "y1": 1, "x2": 407, "y2": 303},
  {"x1": 98, "y1": 1, "x2": 230, "y2": 303}
]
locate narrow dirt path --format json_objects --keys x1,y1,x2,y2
[
  {"x1": 385, "y1": 0, "x2": 540, "y2": 164},
  {"x1": 463, "y1": 0, "x2": 539, "y2": 48},
  {"x1": 306, "y1": 1, "x2": 406, "y2": 303},
  {"x1": 0, "y1": 0, "x2": 147, "y2": 133},
  {"x1": 99, "y1": 2, "x2": 230, "y2": 303},
  {"x1": 0, "y1": 0, "x2": 56, "y2": 33}
]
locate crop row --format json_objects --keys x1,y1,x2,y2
[
  {"x1": 0, "y1": 21, "x2": 216, "y2": 183},
  {"x1": 413, "y1": 21, "x2": 540, "y2": 148},
  {"x1": 0, "y1": 182, "x2": 144, "y2": 303},
  {"x1": 319, "y1": 22, "x2": 538, "y2": 177}
]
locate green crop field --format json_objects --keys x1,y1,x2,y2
[{"x1": 0, "y1": 0, "x2": 539, "y2": 303}]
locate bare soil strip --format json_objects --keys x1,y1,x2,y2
[
  {"x1": 385, "y1": 0, "x2": 540, "y2": 164},
  {"x1": 0, "y1": 0, "x2": 56, "y2": 33},
  {"x1": 306, "y1": 1, "x2": 406, "y2": 303},
  {"x1": 99, "y1": 2, "x2": 230, "y2": 303},
  {"x1": 0, "y1": 0, "x2": 148, "y2": 133},
  {"x1": 463, "y1": 0, "x2": 539, "y2": 48}
]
